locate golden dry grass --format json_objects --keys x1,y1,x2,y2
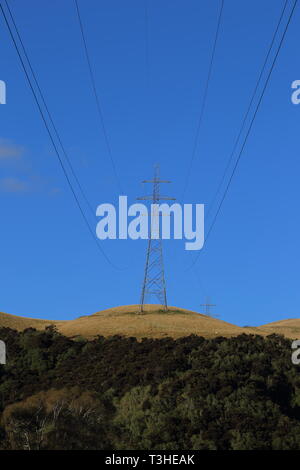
[
  {"x1": 0, "y1": 304, "x2": 270, "y2": 340},
  {"x1": 58, "y1": 304, "x2": 251, "y2": 339},
  {"x1": 258, "y1": 319, "x2": 300, "y2": 339},
  {"x1": 0, "y1": 311, "x2": 58, "y2": 331}
]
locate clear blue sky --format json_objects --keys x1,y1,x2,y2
[{"x1": 0, "y1": 0, "x2": 299, "y2": 326}]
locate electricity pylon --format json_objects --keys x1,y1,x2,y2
[
  {"x1": 137, "y1": 165, "x2": 175, "y2": 313},
  {"x1": 200, "y1": 297, "x2": 218, "y2": 317}
]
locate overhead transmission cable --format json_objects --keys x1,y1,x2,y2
[
  {"x1": 0, "y1": 1, "x2": 121, "y2": 269},
  {"x1": 3, "y1": 0, "x2": 95, "y2": 219},
  {"x1": 181, "y1": 0, "x2": 224, "y2": 200},
  {"x1": 189, "y1": 0, "x2": 298, "y2": 269},
  {"x1": 74, "y1": 0, "x2": 124, "y2": 194},
  {"x1": 206, "y1": 0, "x2": 289, "y2": 220}
]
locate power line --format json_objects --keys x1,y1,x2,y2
[
  {"x1": 0, "y1": 1, "x2": 120, "y2": 269},
  {"x1": 3, "y1": 0, "x2": 95, "y2": 219},
  {"x1": 74, "y1": 0, "x2": 124, "y2": 194},
  {"x1": 181, "y1": 0, "x2": 224, "y2": 200},
  {"x1": 189, "y1": 0, "x2": 298, "y2": 269},
  {"x1": 206, "y1": 0, "x2": 289, "y2": 220},
  {"x1": 206, "y1": 0, "x2": 297, "y2": 242}
]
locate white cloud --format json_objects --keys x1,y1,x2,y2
[
  {"x1": 0, "y1": 177, "x2": 29, "y2": 193},
  {"x1": 0, "y1": 139, "x2": 24, "y2": 160}
]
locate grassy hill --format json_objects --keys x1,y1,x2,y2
[
  {"x1": 0, "y1": 304, "x2": 274, "y2": 339},
  {"x1": 259, "y1": 318, "x2": 300, "y2": 339},
  {"x1": 58, "y1": 304, "x2": 255, "y2": 339},
  {"x1": 0, "y1": 311, "x2": 57, "y2": 331}
]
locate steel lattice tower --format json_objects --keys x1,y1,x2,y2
[
  {"x1": 200, "y1": 297, "x2": 218, "y2": 317},
  {"x1": 137, "y1": 165, "x2": 175, "y2": 313}
]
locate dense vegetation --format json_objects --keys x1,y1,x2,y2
[{"x1": 0, "y1": 326, "x2": 300, "y2": 450}]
